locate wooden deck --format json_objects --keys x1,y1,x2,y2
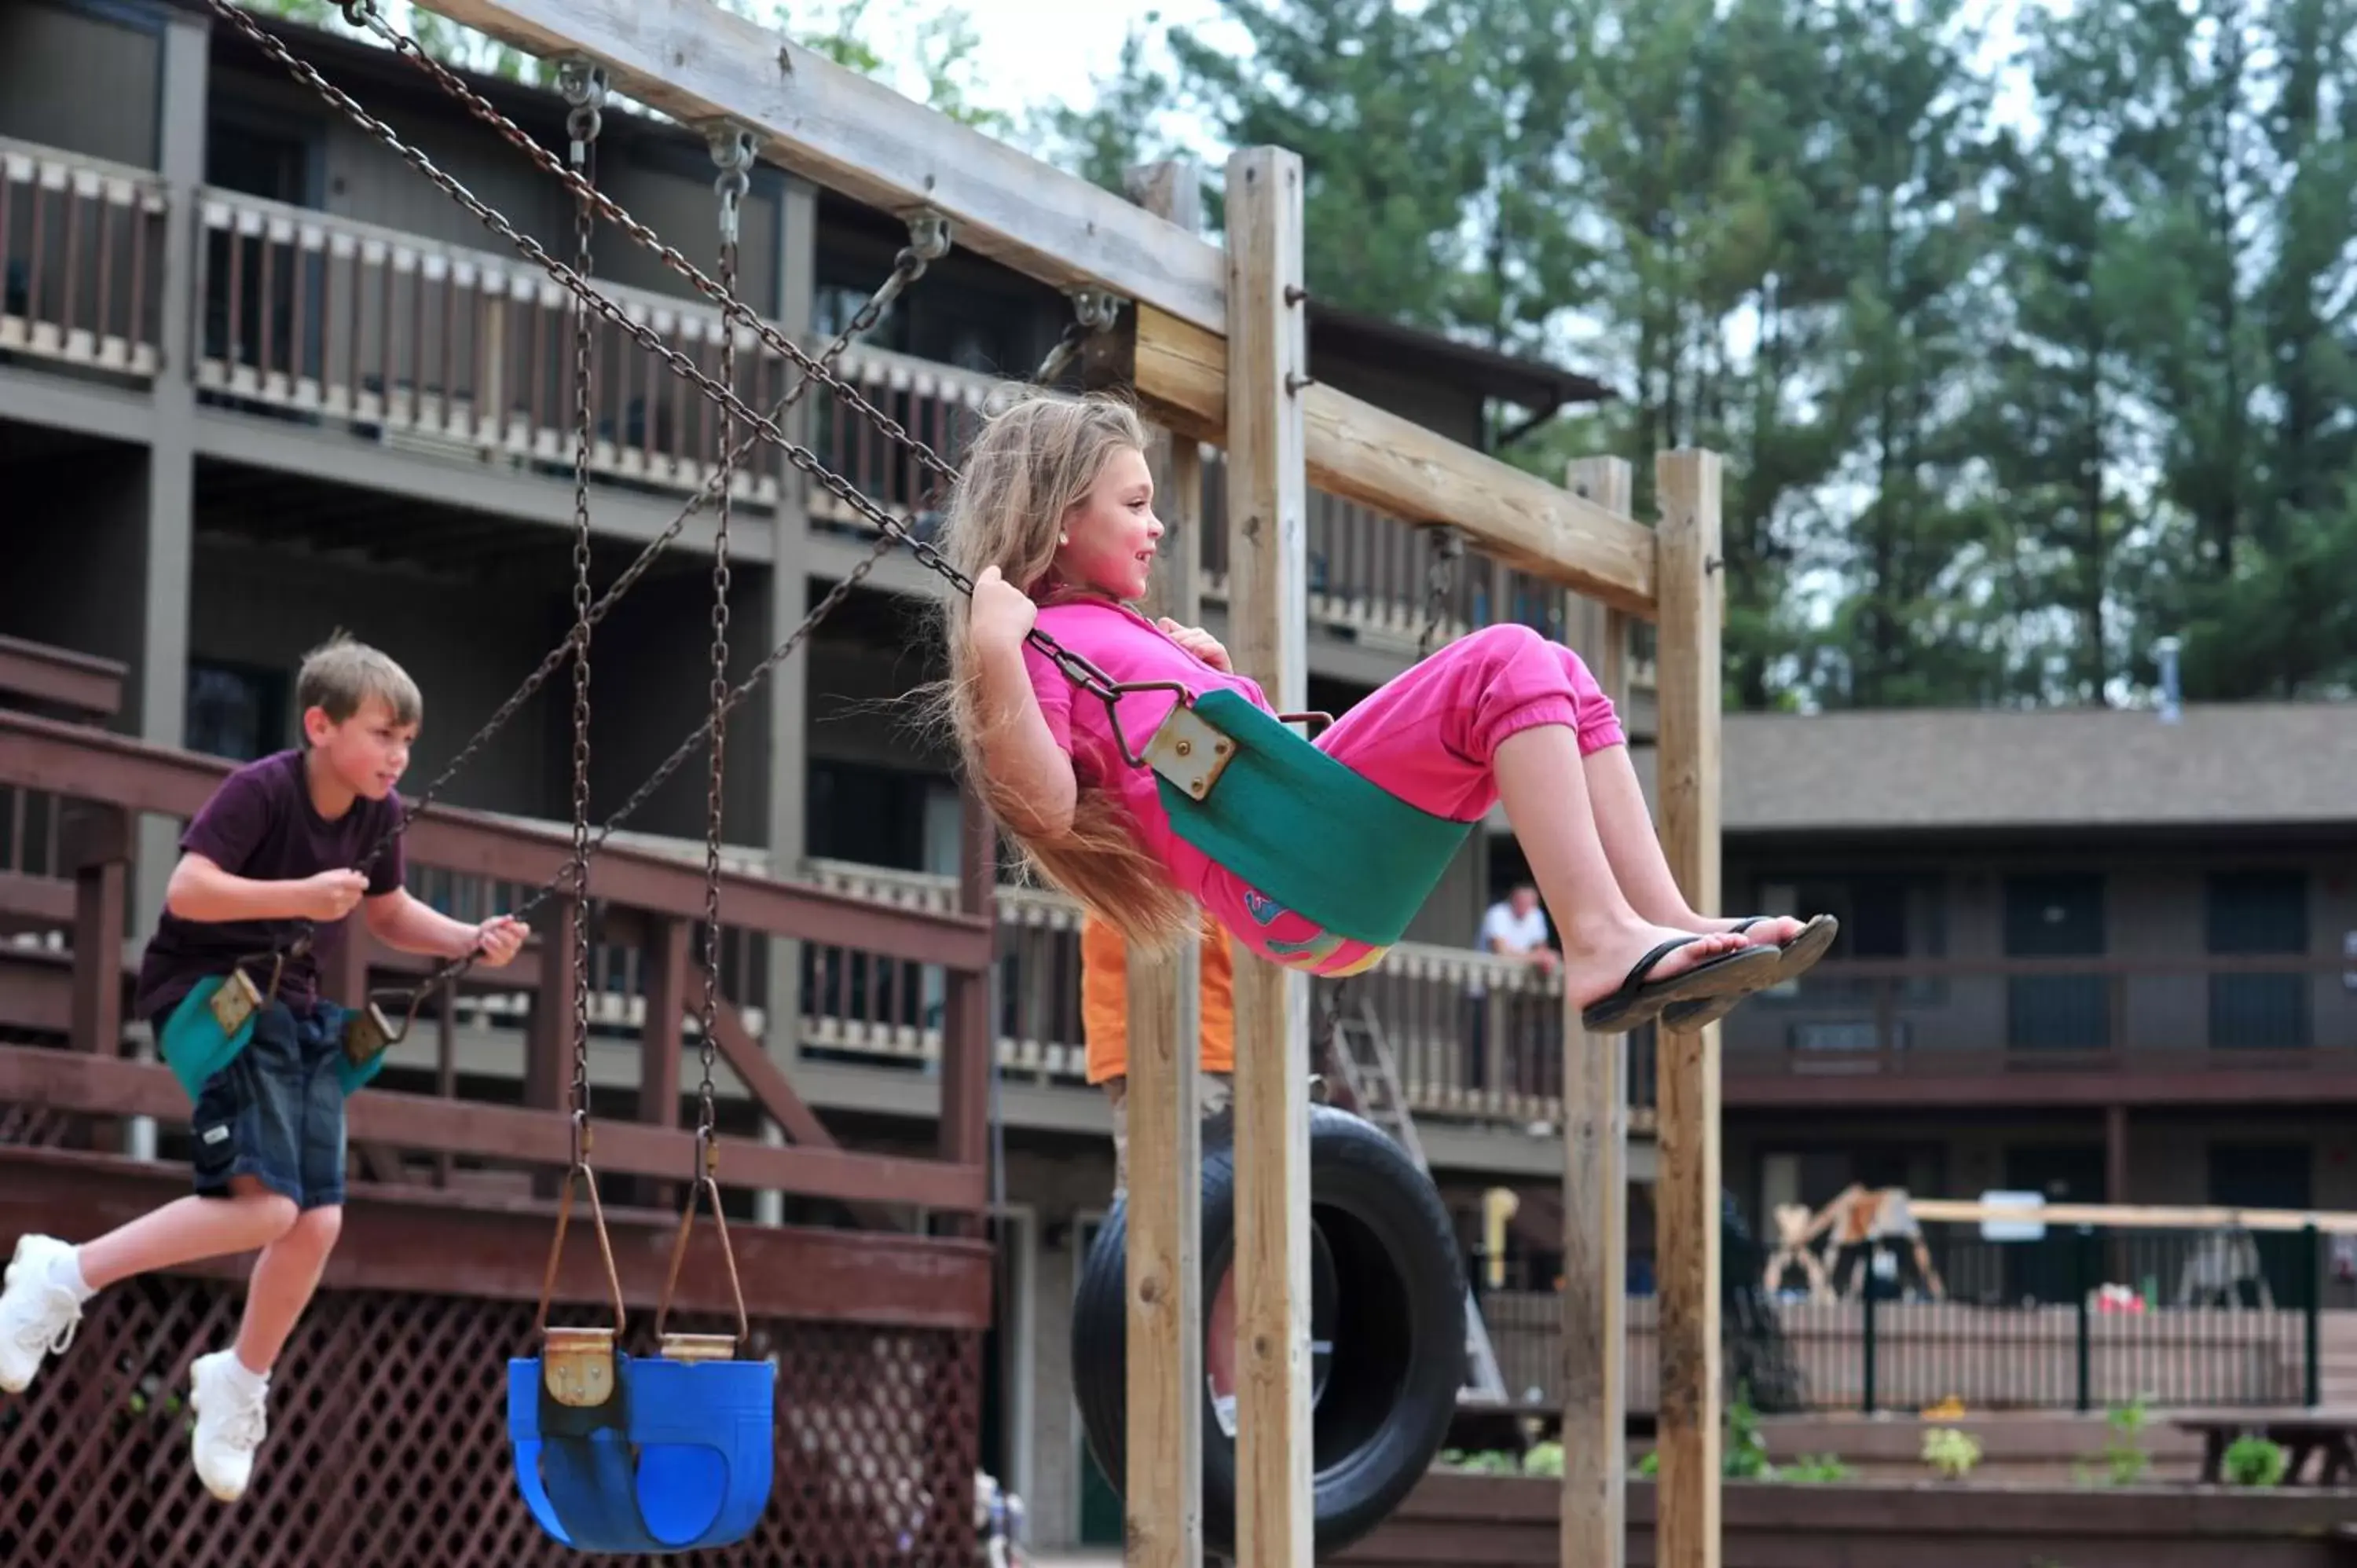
[{"x1": 0, "y1": 647, "x2": 1003, "y2": 1562}]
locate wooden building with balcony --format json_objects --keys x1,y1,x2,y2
[
  {"x1": 10, "y1": 0, "x2": 2350, "y2": 1552},
  {"x1": 0, "y1": 0, "x2": 1637, "y2": 1548}
]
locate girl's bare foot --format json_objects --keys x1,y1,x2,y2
[
  {"x1": 1561, "y1": 920, "x2": 1779, "y2": 1032},
  {"x1": 1699, "y1": 913, "x2": 1808, "y2": 947}
]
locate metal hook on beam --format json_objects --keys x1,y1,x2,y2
[
  {"x1": 903, "y1": 208, "x2": 954, "y2": 263},
  {"x1": 1067, "y1": 287, "x2": 1125, "y2": 335},
  {"x1": 707, "y1": 121, "x2": 761, "y2": 246},
  {"x1": 557, "y1": 57, "x2": 609, "y2": 164}
]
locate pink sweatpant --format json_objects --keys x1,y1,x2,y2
[
  {"x1": 1314, "y1": 622, "x2": 1626, "y2": 818},
  {"x1": 1200, "y1": 623, "x2": 1625, "y2": 976}
]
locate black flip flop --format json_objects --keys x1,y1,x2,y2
[
  {"x1": 1659, "y1": 913, "x2": 1841, "y2": 1032},
  {"x1": 1578, "y1": 936, "x2": 1782, "y2": 1035}
]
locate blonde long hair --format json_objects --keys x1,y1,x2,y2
[{"x1": 931, "y1": 389, "x2": 1200, "y2": 951}]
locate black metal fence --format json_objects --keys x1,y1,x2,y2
[
  {"x1": 1781, "y1": 1221, "x2": 2322, "y2": 1413},
  {"x1": 1478, "y1": 1219, "x2": 2326, "y2": 1417}
]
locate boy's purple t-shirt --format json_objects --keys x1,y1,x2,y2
[{"x1": 133, "y1": 749, "x2": 406, "y2": 1024}]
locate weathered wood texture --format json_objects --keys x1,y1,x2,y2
[
  {"x1": 1651, "y1": 450, "x2": 1727, "y2": 1568},
  {"x1": 0, "y1": 633, "x2": 125, "y2": 718},
  {"x1": 405, "y1": 0, "x2": 1655, "y2": 615},
  {"x1": 1335, "y1": 1472, "x2": 2357, "y2": 1568},
  {"x1": 1223, "y1": 145, "x2": 1316, "y2": 1568},
  {"x1": 420, "y1": 0, "x2": 1226, "y2": 328},
  {"x1": 1134, "y1": 306, "x2": 1658, "y2": 614},
  {"x1": 1560, "y1": 455, "x2": 1633, "y2": 1568},
  {"x1": 0, "y1": 1174, "x2": 986, "y2": 1564},
  {"x1": 0, "y1": 708, "x2": 994, "y2": 968},
  {"x1": 1121, "y1": 156, "x2": 1208, "y2": 1568},
  {"x1": 0, "y1": 1146, "x2": 990, "y2": 1326},
  {"x1": 0, "y1": 1044, "x2": 987, "y2": 1212}
]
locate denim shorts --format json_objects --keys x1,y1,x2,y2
[{"x1": 184, "y1": 998, "x2": 351, "y2": 1211}]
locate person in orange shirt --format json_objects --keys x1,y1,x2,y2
[{"x1": 1080, "y1": 908, "x2": 1235, "y2": 1198}]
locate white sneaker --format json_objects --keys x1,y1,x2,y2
[
  {"x1": 189, "y1": 1350, "x2": 270, "y2": 1502},
  {"x1": 0, "y1": 1235, "x2": 84, "y2": 1394}
]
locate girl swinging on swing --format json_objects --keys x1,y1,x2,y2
[{"x1": 938, "y1": 391, "x2": 1835, "y2": 1035}]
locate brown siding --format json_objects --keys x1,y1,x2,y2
[
  {"x1": 0, "y1": 2, "x2": 159, "y2": 169},
  {"x1": 1721, "y1": 844, "x2": 2357, "y2": 1060}
]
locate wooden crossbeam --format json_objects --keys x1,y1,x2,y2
[
  {"x1": 0, "y1": 707, "x2": 994, "y2": 970},
  {"x1": 420, "y1": 0, "x2": 1223, "y2": 327},
  {"x1": 0, "y1": 634, "x2": 125, "y2": 719},
  {"x1": 408, "y1": 0, "x2": 1656, "y2": 615},
  {"x1": 0, "y1": 1145, "x2": 992, "y2": 1328},
  {"x1": 0, "y1": 1044, "x2": 988, "y2": 1214},
  {"x1": 1133, "y1": 308, "x2": 1658, "y2": 614}
]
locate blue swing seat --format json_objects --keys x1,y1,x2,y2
[{"x1": 507, "y1": 1346, "x2": 775, "y2": 1555}]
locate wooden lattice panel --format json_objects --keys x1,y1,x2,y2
[{"x1": 0, "y1": 1273, "x2": 981, "y2": 1565}]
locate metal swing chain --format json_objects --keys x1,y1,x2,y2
[
  {"x1": 562, "y1": 59, "x2": 607, "y2": 1166},
  {"x1": 696, "y1": 129, "x2": 755, "y2": 1174},
  {"x1": 323, "y1": 0, "x2": 967, "y2": 495},
  {"x1": 191, "y1": 17, "x2": 952, "y2": 1025},
  {"x1": 211, "y1": 0, "x2": 1140, "y2": 720},
  {"x1": 326, "y1": 211, "x2": 949, "y2": 929}
]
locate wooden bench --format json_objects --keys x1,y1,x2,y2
[{"x1": 2171, "y1": 1408, "x2": 2357, "y2": 1486}]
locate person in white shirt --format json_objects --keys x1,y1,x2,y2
[
  {"x1": 1480, "y1": 882, "x2": 1560, "y2": 974},
  {"x1": 1466, "y1": 881, "x2": 1558, "y2": 1091}
]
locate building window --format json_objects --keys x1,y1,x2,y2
[
  {"x1": 2205, "y1": 870, "x2": 2309, "y2": 1049},
  {"x1": 1747, "y1": 871, "x2": 1947, "y2": 1010},
  {"x1": 2003, "y1": 873, "x2": 2108, "y2": 1050},
  {"x1": 185, "y1": 659, "x2": 287, "y2": 762}
]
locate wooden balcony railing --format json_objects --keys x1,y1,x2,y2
[
  {"x1": 0, "y1": 134, "x2": 1657, "y2": 698},
  {"x1": 0, "y1": 705, "x2": 999, "y2": 1235},
  {"x1": 1725, "y1": 953, "x2": 2357, "y2": 1098},
  {"x1": 0, "y1": 137, "x2": 168, "y2": 381},
  {"x1": 795, "y1": 858, "x2": 1637, "y2": 1130},
  {"x1": 167, "y1": 164, "x2": 1657, "y2": 685},
  {"x1": 0, "y1": 708, "x2": 1635, "y2": 1140}
]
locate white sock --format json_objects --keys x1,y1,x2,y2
[
  {"x1": 219, "y1": 1351, "x2": 270, "y2": 1399},
  {"x1": 48, "y1": 1246, "x2": 96, "y2": 1304}
]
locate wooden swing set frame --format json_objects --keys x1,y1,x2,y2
[{"x1": 407, "y1": 3, "x2": 1731, "y2": 1563}]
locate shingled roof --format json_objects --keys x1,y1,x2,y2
[{"x1": 1630, "y1": 702, "x2": 2357, "y2": 833}]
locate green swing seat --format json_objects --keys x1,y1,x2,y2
[{"x1": 1142, "y1": 687, "x2": 1471, "y2": 953}]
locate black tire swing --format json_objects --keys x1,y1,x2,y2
[{"x1": 1070, "y1": 1103, "x2": 1468, "y2": 1561}]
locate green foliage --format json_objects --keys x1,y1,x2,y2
[
  {"x1": 1432, "y1": 1438, "x2": 1563, "y2": 1478},
  {"x1": 1031, "y1": 18, "x2": 1185, "y2": 198},
  {"x1": 1723, "y1": 1383, "x2": 1773, "y2": 1478},
  {"x1": 1079, "y1": 0, "x2": 2357, "y2": 707},
  {"x1": 1921, "y1": 1425, "x2": 1981, "y2": 1480},
  {"x1": 262, "y1": 0, "x2": 2357, "y2": 704},
  {"x1": 2221, "y1": 1434, "x2": 2289, "y2": 1488},
  {"x1": 1623, "y1": 1384, "x2": 1845, "y2": 1482},
  {"x1": 1777, "y1": 1453, "x2": 1854, "y2": 1483},
  {"x1": 2076, "y1": 1394, "x2": 2154, "y2": 1486}
]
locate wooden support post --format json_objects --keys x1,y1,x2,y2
[
  {"x1": 64, "y1": 803, "x2": 127, "y2": 1154},
  {"x1": 1560, "y1": 456, "x2": 1632, "y2": 1568},
  {"x1": 1653, "y1": 449, "x2": 1725, "y2": 1568},
  {"x1": 62, "y1": 804, "x2": 128, "y2": 1060},
  {"x1": 937, "y1": 784, "x2": 996, "y2": 1239},
  {"x1": 640, "y1": 914, "x2": 690, "y2": 1207},
  {"x1": 328, "y1": 924, "x2": 369, "y2": 1024},
  {"x1": 1120, "y1": 156, "x2": 1208, "y2": 1568},
  {"x1": 434, "y1": 990, "x2": 456, "y2": 1187},
  {"x1": 530, "y1": 899, "x2": 579, "y2": 1200},
  {"x1": 1224, "y1": 145, "x2": 1314, "y2": 1568}
]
